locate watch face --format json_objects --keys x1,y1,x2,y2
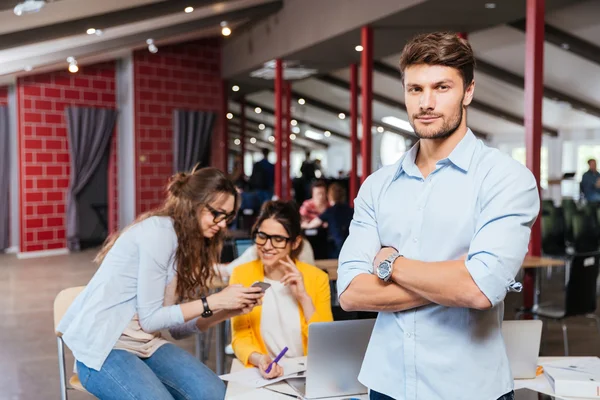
[{"x1": 378, "y1": 261, "x2": 391, "y2": 278}]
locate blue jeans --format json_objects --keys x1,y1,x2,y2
[
  {"x1": 76, "y1": 343, "x2": 225, "y2": 400},
  {"x1": 370, "y1": 390, "x2": 514, "y2": 400}
]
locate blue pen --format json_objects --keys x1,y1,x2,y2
[{"x1": 265, "y1": 346, "x2": 288, "y2": 373}]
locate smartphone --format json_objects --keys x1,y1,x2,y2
[{"x1": 251, "y1": 281, "x2": 271, "y2": 292}]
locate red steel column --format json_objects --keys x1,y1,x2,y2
[
  {"x1": 350, "y1": 63, "x2": 359, "y2": 206},
  {"x1": 285, "y1": 82, "x2": 292, "y2": 200},
  {"x1": 361, "y1": 26, "x2": 373, "y2": 183},
  {"x1": 274, "y1": 59, "x2": 283, "y2": 199},
  {"x1": 240, "y1": 97, "x2": 246, "y2": 162},
  {"x1": 221, "y1": 80, "x2": 229, "y2": 172},
  {"x1": 523, "y1": 0, "x2": 544, "y2": 310}
]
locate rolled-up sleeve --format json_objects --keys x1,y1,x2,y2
[
  {"x1": 465, "y1": 161, "x2": 540, "y2": 307},
  {"x1": 337, "y1": 176, "x2": 383, "y2": 297}
]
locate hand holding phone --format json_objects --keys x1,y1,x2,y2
[{"x1": 251, "y1": 281, "x2": 271, "y2": 292}]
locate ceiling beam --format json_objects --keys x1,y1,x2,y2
[
  {"x1": 229, "y1": 119, "x2": 323, "y2": 151},
  {"x1": 510, "y1": 20, "x2": 600, "y2": 67},
  {"x1": 238, "y1": 100, "x2": 350, "y2": 142},
  {"x1": 266, "y1": 88, "x2": 415, "y2": 139},
  {"x1": 242, "y1": 114, "x2": 329, "y2": 148},
  {"x1": 317, "y1": 74, "x2": 490, "y2": 141},
  {"x1": 373, "y1": 61, "x2": 559, "y2": 137}
]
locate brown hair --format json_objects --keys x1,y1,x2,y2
[
  {"x1": 399, "y1": 32, "x2": 476, "y2": 89},
  {"x1": 328, "y1": 183, "x2": 346, "y2": 204},
  {"x1": 312, "y1": 180, "x2": 327, "y2": 191},
  {"x1": 252, "y1": 200, "x2": 304, "y2": 260},
  {"x1": 95, "y1": 166, "x2": 240, "y2": 302}
]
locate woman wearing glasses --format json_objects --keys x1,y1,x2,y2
[
  {"x1": 229, "y1": 201, "x2": 333, "y2": 379},
  {"x1": 58, "y1": 167, "x2": 264, "y2": 400}
]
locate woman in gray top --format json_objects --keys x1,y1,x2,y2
[{"x1": 58, "y1": 167, "x2": 264, "y2": 399}]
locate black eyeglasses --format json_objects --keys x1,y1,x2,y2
[
  {"x1": 254, "y1": 231, "x2": 291, "y2": 249},
  {"x1": 205, "y1": 204, "x2": 236, "y2": 224}
]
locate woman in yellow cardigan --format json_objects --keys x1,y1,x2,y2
[{"x1": 230, "y1": 200, "x2": 333, "y2": 379}]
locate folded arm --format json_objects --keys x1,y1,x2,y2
[
  {"x1": 337, "y1": 176, "x2": 428, "y2": 313},
  {"x1": 390, "y1": 164, "x2": 540, "y2": 310}
]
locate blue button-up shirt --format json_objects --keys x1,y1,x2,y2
[
  {"x1": 581, "y1": 170, "x2": 600, "y2": 202},
  {"x1": 337, "y1": 130, "x2": 540, "y2": 400}
]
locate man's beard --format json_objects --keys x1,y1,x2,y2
[{"x1": 411, "y1": 102, "x2": 464, "y2": 140}]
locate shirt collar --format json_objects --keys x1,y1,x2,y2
[{"x1": 393, "y1": 129, "x2": 478, "y2": 180}]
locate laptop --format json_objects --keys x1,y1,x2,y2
[
  {"x1": 286, "y1": 319, "x2": 376, "y2": 399},
  {"x1": 234, "y1": 238, "x2": 253, "y2": 258},
  {"x1": 502, "y1": 320, "x2": 543, "y2": 379}
]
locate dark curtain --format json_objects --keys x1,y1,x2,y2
[
  {"x1": 173, "y1": 109, "x2": 216, "y2": 173},
  {"x1": 0, "y1": 106, "x2": 9, "y2": 251},
  {"x1": 65, "y1": 107, "x2": 118, "y2": 251}
]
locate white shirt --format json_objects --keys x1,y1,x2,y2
[{"x1": 260, "y1": 278, "x2": 303, "y2": 360}]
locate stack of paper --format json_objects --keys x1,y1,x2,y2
[
  {"x1": 220, "y1": 357, "x2": 307, "y2": 388},
  {"x1": 543, "y1": 358, "x2": 600, "y2": 398}
]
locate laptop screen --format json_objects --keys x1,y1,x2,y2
[{"x1": 234, "y1": 239, "x2": 254, "y2": 258}]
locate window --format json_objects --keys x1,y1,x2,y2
[
  {"x1": 511, "y1": 147, "x2": 548, "y2": 189},
  {"x1": 380, "y1": 132, "x2": 407, "y2": 166}
]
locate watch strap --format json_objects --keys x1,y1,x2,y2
[{"x1": 201, "y1": 296, "x2": 213, "y2": 318}]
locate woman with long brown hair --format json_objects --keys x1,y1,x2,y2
[{"x1": 58, "y1": 167, "x2": 264, "y2": 399}]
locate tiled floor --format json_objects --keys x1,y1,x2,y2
[{"x1": 0, "y1": 250, "x2": 598, "y2": 399}]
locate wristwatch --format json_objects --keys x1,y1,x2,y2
[
  {"x1": 201, "y1": 296, "x2": 213, "y2": 318},
  {"x1": 376, "y1": 252, "x2": 402, "y2": 282}
]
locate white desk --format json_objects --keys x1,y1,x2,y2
[
  {"x1": 224, "y1": 359, "x2": 368, "y2": 399},
  {"x1": 225, "y1": 357, "x2": 597, "y2": 400}
]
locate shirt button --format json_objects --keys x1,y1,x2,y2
[
  {"x1": 406, "y1": 332, "x2": 412, "y2": 338},
  {"x1": 413, "y1": 238, "x2": 418, "y2": 243}
]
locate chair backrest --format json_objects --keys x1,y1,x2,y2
[
  {"x1": 565, "y1": 252, "x2": 600, "y2": 317},
  {"x1": 572, "y1": 211, "x2": 599, "y2": 253},
  {"x1": 541, "y1": 208, "x2": 566, "y2": 256},
  {"x1": 53, "y1": 286, "x2": 85, "y2": 334},
  {"x1": 304, "y1": 227, "x2": 329, "y2": 260}
]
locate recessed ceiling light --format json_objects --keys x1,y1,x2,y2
[
  {"x1": 268, "y1": 136, "x2": 275, "y2": 142},
  {"x1": 86, "y1": 28, "x2": 96, "y2": 35},
  {"x1": 377, "y1": 126, "x2": 384, "y2": 133},
  {"x1": 232, "y1": 85, "x2": 240, "y2": 92},
  {"x1": 290, "y1": 134, "x2": 297, "y2": 140},
  {"x1": 324, "y1": 130, "x2": 331, "y2": 137},
  {"x1": 484, "y1": 3, "x2": 496, "y2": 9},
  {"x1": 185, "y1": 6, "x2": 194, "y2": 13},
  {"x1": 290, "y1": 120, "x2": 298, "y2": 126},
  {"x1": 355, "y1": 45, "x2": 364, "y2": 52},
  {"x1": 250, "y1": 137, "x2": 257, "y2": 144},
  {"x1": 259, "y1": 124, "x2": 266, "y2": 130},
  {"x1": 292, "y1": 126, "x2": 301, "y2": 134},
  {"x1": 298, "y1": 98, "x2": 305, "y2": 105},
  {"x1": 24, "y1": 65, "x2": 32, "y2": 72},
  {"x1": 254, "y1": 107, "x2": 262, "y2": 114},
  {"x1": 338, "y1": 113, "x2": 346, "y2": 119},
  {"x1": 226, "y1": 112, "x2": 233, "y2": 120},
  {"x1": 234, "y1": 138, "x2": 241, "y2": 145},
  {"x1": 67, "y1": 57, "x2": 78, "y2": 73},
  {"x1": 221, "y1": 21, "x2": 231, "y2": 37}
]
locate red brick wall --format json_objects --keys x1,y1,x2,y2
[
  {"x1": 134, "y1": 38, "x2": 225, "y2": 214},
  {"x1": 17, "y1": 63, "x2": 117, "y2": 252},
  {"x1": 0, "y1": 86, "x2": 8, "y2": 105}
]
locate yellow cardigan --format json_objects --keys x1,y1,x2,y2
[{"x1": 229, "y1": 259, "x2": 333, "y2": 366}]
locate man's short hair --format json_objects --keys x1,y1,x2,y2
[
  {"x1": 399, "y1": 32, "x2": 476, "y2": 90},
  {"x1": 312, "y1": 180, "x2": 327, "y2": 191},
  {"x1": 588, "y1": 158, "x2": 596, "y2": 165}
]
